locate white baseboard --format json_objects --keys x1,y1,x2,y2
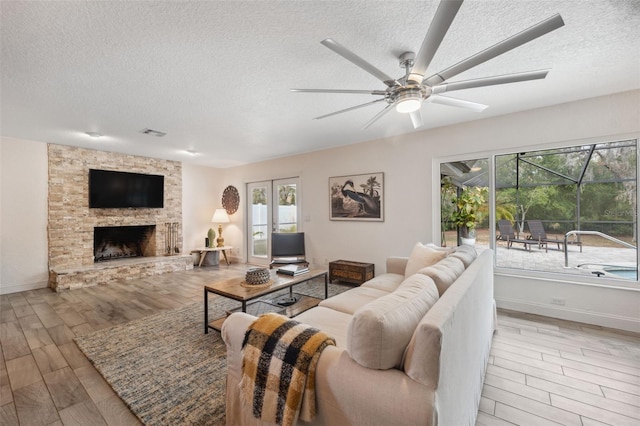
[
  {"x1": 496, "y1": 296, "x2": 640, "y2": 333},
  {"x1": 0, "y1": 280, "x2": 48, "y2": 295}
]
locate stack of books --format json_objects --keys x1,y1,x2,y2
[{"x1": 276, "y1": 264, "x2": 309, "y2": 276}]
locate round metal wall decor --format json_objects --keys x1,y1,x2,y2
[{"x1": 222, "y1": 185, "x2": 239, "y2": 215}]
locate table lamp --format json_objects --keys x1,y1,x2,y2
[{"x1": 212, "y1": 209, "x2": 230, "y2": 247}]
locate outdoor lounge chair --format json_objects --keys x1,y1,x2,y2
[
  {"x1": 527, "y1": 220, "x2": 583, "y2": 253},
  {"x1": 496, "y1": 220, "x2": 541, "y2": 251}
]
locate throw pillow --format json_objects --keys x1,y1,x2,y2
[
  {"x1": 425, "y1": 243, "x2": 455, "y2": 254},
  {"x1": 404, "y1": 242, "x2": 447, "y2": 278},
  {"x1": 346, "y1": 274, "x2": 439, "y2": 370},
  {"x1": 417, "y1": 256, "x2": 465, "y2": 296}
]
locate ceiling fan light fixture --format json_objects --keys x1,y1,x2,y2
[
  {"x1": 298, "y1": 2, "x2": 564, "y2": 129},
  {"x1": 395, "y1": 90, "x2": 423, "y2": 113}
]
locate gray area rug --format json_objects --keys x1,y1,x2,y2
[{"x1": 74, "y1": 280, "x2": 350, "y2": 426}]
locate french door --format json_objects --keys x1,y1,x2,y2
[{"x1": 247, "y1": 177, "x2": 301, "y2": 265}]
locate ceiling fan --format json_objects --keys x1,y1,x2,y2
[{"x1": 292, "y1": 0, "x2": 564, "y2": 130}]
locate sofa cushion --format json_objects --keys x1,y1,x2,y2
[
  {"x1": 448, "y1": 245, "x2": 477, "y2": 268},
  {"x1": 346, "y1": 274, "x2": 439, "y2": 370},
  {"x1": 319, "y1": 286, "x2": 389, "y2": 315},
  {"x1": 294, "y1": 306, "x2": 352, "y2": 348},
  {"x1": 417, "y1": 256, "x2": 465, "y2": 296},
  {"x1": 404, "y1": 242, "x2": 448, "y2": 278},
  {"x1": 360, "y1": 273, "x2": 404, "y2": 292}
]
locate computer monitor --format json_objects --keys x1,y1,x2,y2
[
  {"x1": 271, "y1": 232, "x2": 305, "y2": 258},
  {"x1": 270, "y1": 232, "x2": 307, "y2": 305}
]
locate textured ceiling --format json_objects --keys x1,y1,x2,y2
[{"x1": 1, "y1": 1, "x2": 639, "y2": 168}]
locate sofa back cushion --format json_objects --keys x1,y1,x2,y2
[
  {"x1": 417, "y1": 256, "x2": 465, "y2": 296},
  {"x1": 448, "y1": 244, "x2": 477, "y2": 268},
  {"x1": 404, "y1": 242, "x2": 448, "y2": 278},
  {"x1": 346, "y1": 274, "x2": 439, "y2": 370}
]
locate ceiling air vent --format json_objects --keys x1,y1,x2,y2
[{"x1": 139, "y1": 128, "x2": 167, "y2": 137}]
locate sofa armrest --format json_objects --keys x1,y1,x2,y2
[
  {"x1": 386, "y1": 257, "x2": 408, "y2": 275},
  {"x1": 426, "y1": 249, "x2": 494, "y2": 426},
  {"x1": 221, "y1": 312, "x2": 255, "y2": 348},
  {"x1": 221, "y1": 311, "x2": 435, "y2": 426}
]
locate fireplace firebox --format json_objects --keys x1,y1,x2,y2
[{"x1": 94, "y1": 225, "x2": 156, "y2": 262}]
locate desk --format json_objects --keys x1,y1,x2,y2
[{"x1": 193, "y1": 246, "x2": 232, "y2": 267}]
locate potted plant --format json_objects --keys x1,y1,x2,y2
[{"x1": 450, "y1": 186, "x2": 486, "y2": 245}]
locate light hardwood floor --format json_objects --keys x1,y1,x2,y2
[
  {"x1": 479, "y1": 310, "x2": 640, "y2": 426},
  {"x1": 1, "y1": 265, "x2": 639, "y2": 425}
]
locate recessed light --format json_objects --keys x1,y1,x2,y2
[
  {"x1": 139, "y1": 128, "x2": 167, "y2": 137},
  {"x1": 85, "y1": 132, "x2": 103, "y2": 138}
]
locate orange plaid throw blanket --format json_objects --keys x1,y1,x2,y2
[{"x1": 240, "y1": 313, "x2": 335, "y2": 426}]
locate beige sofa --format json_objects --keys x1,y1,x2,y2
[{"x1": 222, "y1": 245, "x2": 494, "y2": 425}]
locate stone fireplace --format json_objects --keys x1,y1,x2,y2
[
  {"x1": 47, "y1": 145, "x2": 192, "y2": 291},
  {"x1": 94, "y1": 225, "x2": 156, "y2": 262}
]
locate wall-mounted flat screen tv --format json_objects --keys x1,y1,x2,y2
[{"x1": 89, "y1": 169, "x2": 164, "y2": 208}]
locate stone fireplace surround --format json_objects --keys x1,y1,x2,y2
[{"x1": 48, "y1": 145, "x2": 192, "y2": 291}]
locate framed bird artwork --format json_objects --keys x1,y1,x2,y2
[{"x1": 329, "y1": 172, "x2": 384, "y2": 221}]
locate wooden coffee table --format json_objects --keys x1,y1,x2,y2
[{"x1": 204, "y1": 268, "x2": 328, "y2": 333}]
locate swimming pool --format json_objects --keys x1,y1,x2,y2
[
  {"x1": 576, "y1": 264, "x2": 638, "y2": 280},
  {"x1": 603, "y1": 266, "x2": 638, "y2": 280}
]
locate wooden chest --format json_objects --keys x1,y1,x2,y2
[{"x1": 329, "y1": 260, "x2": 375, "y2": 286}]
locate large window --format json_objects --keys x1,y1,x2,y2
[
  {"x1": 440, "y1": 139, "x2": 638, "y2": 283},
  {"x1": 440, "y1": 158, "x2": 489, "y2": 250}
]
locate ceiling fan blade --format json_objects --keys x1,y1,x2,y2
[
  {"x1": 431, "y1": 70, "x2": 549, "y2": 94},
  {"x1": 424, "y1": 13, "x2": 564, "y2": 86},
  {"x1": 407, "y1": 0, "x2": 464, "y2": 85},
  {"x1": 430, "y1": 95, "x2": 488, "y2": 112},
  {"x1": 321, "y1": 38, "x2": 397, "y2": 87},
  {"x1": 362, "y1": 103, "x2": 396, "y2": 129},
  {"x1": 314, "y1": 98, "x2": 387, "y2": 120},
  {"x1": 409, "y1": 110, "x2": 424, "y2": 129},
  {"x1": 291, "y1": 88, "x2": 388, "y2": 95}
]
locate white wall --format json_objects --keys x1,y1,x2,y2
[
  {"x1": 220, "y1": 90, "x2": 640, "y2": 332},
  {"x1": 181, "y1": 163, "x2": 224, "y2": 252},
  {"x1": 215, "y1": 139, "x2": 422, "y2": 265},
  {"x1": 181, "y1": 164, "x2": 244, "y2": 263},
  {"x1": 495, "y1": 274, "x2": 640, "y2": 332},
  {"x1": 0, "y1": 137, "x2": 48, "y2": 294}
]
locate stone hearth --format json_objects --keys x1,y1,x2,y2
[{"x1": 49, "y1": 255, "x2": 193, "y2": 291}]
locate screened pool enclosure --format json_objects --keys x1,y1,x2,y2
[{"x1": 440, "y1": 139, "x2": 638, "y2": 282}]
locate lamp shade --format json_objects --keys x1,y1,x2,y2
[{"x1": 212, "y1": 208, "x2": 230, "y2": 223}]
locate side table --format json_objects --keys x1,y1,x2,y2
[
  {"x1": 329, "y1": 260, "x2": 374, "y2": 286},
  {"x1": 192, "y1": 246, "x2": 232, "y2": 267}
]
